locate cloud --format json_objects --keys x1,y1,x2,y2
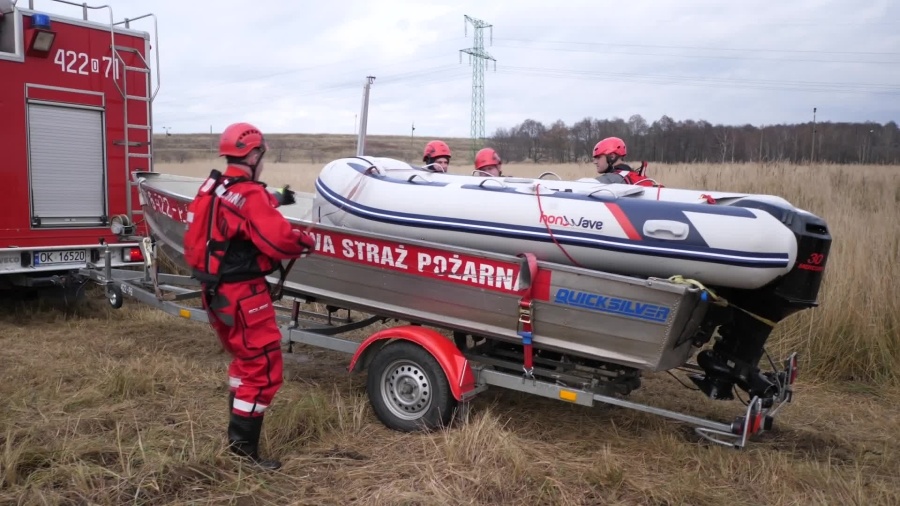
[{"x1": 76, "y1": 0, "x2": 900, "y2": 138}]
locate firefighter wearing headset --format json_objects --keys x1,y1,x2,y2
[
  {"x1": 183, "y1": 122, "x2": 316, "y2": 470},
  {"x1": 421, "y1": 140, "x2": 452, "y2": 172}
]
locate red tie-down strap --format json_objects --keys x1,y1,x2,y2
[{"x1": 516, "y1": 253, "x2": 538, "y2": 378}]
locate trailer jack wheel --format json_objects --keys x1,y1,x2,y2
[
  {"x1": 107, "y1": 284, "x2": 123, "y2": 309},
  {"x1": 366, "y1": 341, "x2": 458, "y2": 432}
]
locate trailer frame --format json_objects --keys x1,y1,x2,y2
[{"x1": 79, "y1": 236, "x2": 799, "y2": 450}]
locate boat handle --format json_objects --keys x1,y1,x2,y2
[
  {"x1": 643, "y1": 220, "x2": 689, "y2": 240},
  {"x1": 587, "y1": 188, "x2": 618, "y2": 199},
  {"x1": 406, "y1": 174, "x2": 431, "y2": 183},
  {"x1": 538, "y1": 171, "x2": 562, "y2": 180},
  {"x1": 478, "y1": 179, "x2": 507, "y2": 189}
]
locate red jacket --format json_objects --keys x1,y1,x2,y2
[
  {"x1": 596, "y1": 163, "x2": 663, "y2": 187},
  {"x1": 185, "y1": 166, "x2": 315, "y2": 284}
]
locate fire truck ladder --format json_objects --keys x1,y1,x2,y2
[{"x1": 110, "y1": 14, "x2": 160, "y2": 227}]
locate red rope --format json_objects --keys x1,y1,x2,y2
[{"x1": 534, "y1": 184, "x2": 585, "y2": 268}]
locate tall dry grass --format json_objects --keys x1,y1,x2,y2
[
  {"x1": 157, "y1": 159, "x2": 900, "y2": 386},
  {"x1": 1, "y1": 295, "x2": 899, "y2": 505}
]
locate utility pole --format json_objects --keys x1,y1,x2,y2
[
  {"x1": 811, "y1": 107, "x2": 817, "y2": 164},
  {"x1": 410, "y1": 121, "x2": 416, "y2": 158},
  {"x1": 460, "y1": 15, "x2": 496, "y2": 157},
  {"x1": 356, "y1": 76, "x2": 376, "y2": 156}
]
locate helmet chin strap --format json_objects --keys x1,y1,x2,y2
[
  {"x1": 237, "y1": 149, "x2": 265, "y2": 181},
  {"x1": 604, "y1": 154, "x2": 620, "y2": 172}
]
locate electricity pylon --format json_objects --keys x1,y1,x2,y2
[{"x1": 460, "y1": 15, "x2": 496, "y2": 156}]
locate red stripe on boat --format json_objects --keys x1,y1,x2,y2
[{"x1": 605, "y1": 203, "x2": 642, "y2": 241}]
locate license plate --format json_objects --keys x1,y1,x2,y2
[{"x1": 33, "y1": 249, "x2": 87, "y2": 266}]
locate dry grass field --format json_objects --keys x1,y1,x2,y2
[
  {"x1": 152, "y1": 133, "x2": 476, "y2": 166},
  {"x1": 2, "y1": 156, "x2": 899, "y2": 505}
]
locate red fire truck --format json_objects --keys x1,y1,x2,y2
[{"x1": 0, "y1": 0, "x2": 158, "y2": 294}]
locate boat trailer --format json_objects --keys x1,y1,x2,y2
[{"x1": 78, "y1": 230, "x2": 799, "y2": 450}]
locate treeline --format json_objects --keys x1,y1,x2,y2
[{"x1": 489, "y1": 115, "x2": 900, "y2": 164}]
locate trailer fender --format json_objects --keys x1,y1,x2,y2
[{"x1": 348, "y1": 326, "x2": 476, "y2": 401}]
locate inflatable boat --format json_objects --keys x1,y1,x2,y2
[{"x1": 313, "y1": 156, "x2": 829, "y2": 291}]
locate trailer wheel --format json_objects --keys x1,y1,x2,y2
[
  {"x1": 366, "y1": 341, "x2": 458, "y2": 432},
  {"x1": 107, "y1": 285, "x2": 123, "y2": 309}
]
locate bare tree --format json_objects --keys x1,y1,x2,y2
[{"x1": 491, "y1": 115, "x2": 900, "y2": 164}]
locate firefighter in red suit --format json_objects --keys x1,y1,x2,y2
[
  {"x1": 183, "y1": 122, "x2": 316, "y2": 470},
  {"x1": 593, "y1": 136, "x2": 661, "y2": 187}
]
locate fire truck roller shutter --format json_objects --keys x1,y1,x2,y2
[{"x1": 27, "y1": 103, "x2": 107, "y2": 227}]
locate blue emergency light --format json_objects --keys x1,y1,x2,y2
[
  {"x1": 31, "y1": 13, "x2": 52, "y2": 30},
  {"x1": 28, "y1": 13, "x2": 56, "y2": 55}
]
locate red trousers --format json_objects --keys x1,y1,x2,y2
[{"x1": 201, "y1": 278, "x2": 284, "y2": 418}]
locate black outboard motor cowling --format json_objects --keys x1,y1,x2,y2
[{"x1": 690, "y1": 198, "x2": 832, "y2": 401}]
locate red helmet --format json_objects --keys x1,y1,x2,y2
[
  {"x1": 593, "y1": 137, "x2": 627, "y2": 158},
  {"x1": 474, "y1": 147, "x2": 502, "y2": 170},
  {"x1": 219, "y1": 122, "x2": 267, "y2": 158},
  {"x1": 423, "y1": 140, "x2": 451, "y2": 162}
]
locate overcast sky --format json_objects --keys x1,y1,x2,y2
[{"x1": 51, "y1": 0, "x2": 900, "y2": 137}]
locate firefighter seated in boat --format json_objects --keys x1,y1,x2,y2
[
  {"x1": 421, "y1": 140, "x2": 452, "y2": 172},
  {"x1": 593, "y1": 137, "x2": 661, "y2": 187},
  {"x1": 472, "y1": 147, "x2": 503, "y2": 177},
  {"x1": 183, "y1": 121, "x2": 316, "y2": 471}
]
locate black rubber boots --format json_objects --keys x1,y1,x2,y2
[{"x1": 227, "y1": 392, "x2": 281, "y2": 470}]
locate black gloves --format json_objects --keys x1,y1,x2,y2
[{"x1": 273, "y1": 185, "x2": 296, "y2": 206}]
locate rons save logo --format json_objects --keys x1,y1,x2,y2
[{"x1": 539, "y1": 213, "x2": 604, "y2": 230}]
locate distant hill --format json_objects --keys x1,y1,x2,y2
[{"x1": 152, "y1": 133, "x2": 480, "y2": 165}]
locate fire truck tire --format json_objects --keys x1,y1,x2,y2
[
  {"x1": 366, "y1": 340, "x2": 458, "y2": 433},
  {"x1": 107, "y1": 285, "x2": 123, "y2": 309}
]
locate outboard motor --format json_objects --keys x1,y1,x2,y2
[{"x1": 689, "y1": 198, "x2": 832, "y2": 401}]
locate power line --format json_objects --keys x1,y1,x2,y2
[
  {"x1": 153, "y1": 41, "x2": 467, "y2": 106},
  {"x1": 493, "y1": 65, "x2": 900, "y2": 95},
  {"x1": 150, "y1": 20, "x2": 899, "y2": 135},
  {"x1": 155, "y1": 67, "x2": 471, "y2": 127},
  {"x1": 157, "y1": 70, "x2": 468, "y2": 126},
  {"x1": 499, "y1": 65, "x2": 899, "y2": 90},
  {"x1": 491, "y1": 42, "x2": 900, "y2": 65},
  {"x1": 493, "y1": 37, "x2": 900, "y2": 57}
]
